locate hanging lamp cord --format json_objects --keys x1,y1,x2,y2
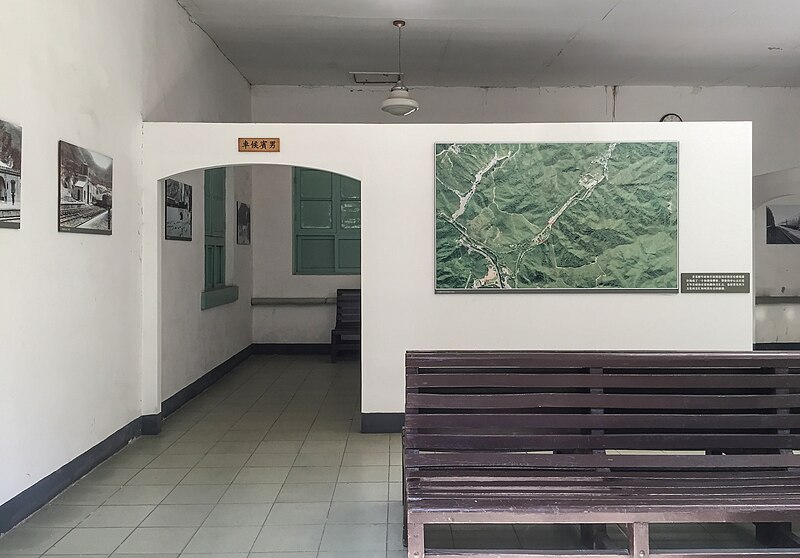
[{"x1": 398, "y1": 23, "x2": 403, "y2": 79}]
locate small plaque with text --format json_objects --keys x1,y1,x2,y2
[
  {"x1": 680, "y1": 273, "x2": 750, "y2": 294},
  {"x1": 238, "y1": 138, "x2": 280, "y2": 152}
]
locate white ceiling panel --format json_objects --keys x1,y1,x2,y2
[{"x1": 177, "y1": 0, "x2": 800, "y2": 86}]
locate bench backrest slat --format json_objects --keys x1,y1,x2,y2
[
  {"x1": 405, "y1": 351, "x2": 800, "y2": 468},
  {"x1": 335, "y1": 289, "x2": 360, "y2": 327}
]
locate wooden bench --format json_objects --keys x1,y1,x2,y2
[
  {"x1": 330, "y1": 288, "x2": 360, "y2": 362},
  {"x1": 404, "y1": 351, "x2": 800, "y2": 558}
]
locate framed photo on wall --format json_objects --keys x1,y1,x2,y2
[
  {"x1": 237, "y1": 201, "x2": 251, "y2": 245},
  {"x1": 435, "y1": 142, "x2": 679, "y2": 292},
  {"x1": 766, "y1": 205, "x2": 800, "y2": 244},
  {"x1": 58, "y1": 141, "x2": 113, "y2": 235},
  {"x1": 165, "y1": 179, "x2": 192, "y2": 241},
  {"x1": 0, "y1": 118, "x2": 22, "y2": 229}
]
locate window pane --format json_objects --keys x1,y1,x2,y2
[
  {"x1": 340, "y1": 177, "x2": 360, "y2": 199},
  {"x1": 340, "y1": 201, "x2": 360, "y2": 229},
  {"x1": 299, "y1": 169, "x2": 332, "y2": 199},
  {"x1": 338, "y1": 238, "x2": 361, "y2": 270},
  {"x1": 297, "y1": 237, "x2": 335, "y2": 272},
  {"x1": 300, "y1": 200, "x2": 333, "y2": 229}
]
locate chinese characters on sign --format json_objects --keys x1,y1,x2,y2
[
  {"x1": 238, "y1": 138, "x2": 280, "y2": 152},
  {"x1": 680, "y1": 273, "x2": 750, "y2": 294}
]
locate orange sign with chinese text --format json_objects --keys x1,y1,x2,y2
[{"x1": 238, "y1": 138, "x2": 280, "y2": 152}]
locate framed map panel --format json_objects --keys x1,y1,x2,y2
[{"x1": 435, "y1": 142, "x2": 678, "y2": 292}]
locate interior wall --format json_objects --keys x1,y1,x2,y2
[
  {"x1": 250, "y1": 165, "x2": 360, "y2": 344},
  {"x1": 142, "y1": 122, "x2": 754, "y2": 416},
  {"x1": 161, "y1": 167, "x2": 253, "y2": 399},
  {"x1": 0, "y1": 0, "x2": 250, "y2": 509}
]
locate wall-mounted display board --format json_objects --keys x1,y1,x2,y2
[
  {"x1": 0, "y1": 119, "x2": 22, "y2": 229},
  {"x1": 58, "y1": 141, "x2": 113, "y2": 234},
  {"x1": 435, "y1": 142, "x2": 678, "y2": 292},
  {"x1": 766, "y1": 205, "x2": 800, "y2": 244},
  {"x1": 165, "y1": 179, "x2": 192, "y2": 241},
  {"x1": 237, "y1": 201, "x2": 251, "y2": 245}
]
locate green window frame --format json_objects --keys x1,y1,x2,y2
[
  {"x1": 202, "y1": 167, "x2": 238, "y2": 309},
  {"x1": 293, "y1": 167, "x2": 361, "y2": 275}
]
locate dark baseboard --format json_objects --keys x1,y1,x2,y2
[
  {"x1": 252, "y1": 343, "x2": 330, "y2": 355},
  {"x1": 141, "y1": 414, "x2": 162, "y2": 435},
  {"x1": 754, "y1": 343, "x2": 800, "y2": 351},
  {"x1": 0, "y1": 417, "x2": 141, "y2": 535},
  {"x1": 160, "y1": 344, "x2": 253, "y2": 420},
  {"x1": 361, "y1": 412, "x2": 404, "y2": 433}
]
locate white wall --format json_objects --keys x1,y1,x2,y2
[
  {"x1": 250, "y1": 165, "x2": 360, "y2": 343},
  {"x1": 142, "y1": 122, "x2": 754, "y2": 416},
  {"x1": 0, "y1": 0, "x2": 249, "y2": 508},
  {"x1": 161, "y1": 168, "x2": 253, "y2": 399}
]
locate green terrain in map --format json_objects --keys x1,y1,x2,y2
[{"x1": 435, "y1": 142, "x2": 678, "y2": 290}]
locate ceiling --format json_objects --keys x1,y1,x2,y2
[{"x1": 177, "y1": 0, "x2": 800, "y2": 87}]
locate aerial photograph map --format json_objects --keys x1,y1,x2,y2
[{"x1": 435, "y1": 142, "x2": 678, "y2": 291}]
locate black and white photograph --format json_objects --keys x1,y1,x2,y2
[
  {"x1": 58, "y1": 140, "x2": 113, "y2": 234},
  {"x1": 767, "y1": 205, "x2": 800, "y2": 245},
  {"x1": 237, "y1": 201, "x2": 251, "y2": 245},
  {"x1": 0, "y1": 119, "x2": 22, "y2": 229},
  {"x1": 165, "y1": 179, "x2": 192, "y2": 241}
]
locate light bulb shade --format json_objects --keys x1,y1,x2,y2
[{"x1": 381, "y1": 86, "x2": 419, "y2": 116}]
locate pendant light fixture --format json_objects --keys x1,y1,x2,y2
[{"x1": 381, "y1": 20, "x2": 419, "y2": 116}]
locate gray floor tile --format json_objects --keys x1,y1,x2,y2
[
  {"x1": 248, "y1": 553, "x2": 315, "y2": 558},
  {"x1": 219, "y1": 485, "x2": 281, "y2": 504},
  {"x1": 387, "y1": 522, "x2": 404, "y2": 551},
  {"x1": 232, "y1": 468, "x2": 289, "y2": 485},
  {"x1": 127, "y1": 469, "x2": 190, "y2": 486},
  {"x1": 45, "y1": 527, "x2": 133, "y2": 555},
  {"x1": 163, "y1": 485, "x2": 227, "y2": 505},
  {"x1": 24, "y1": 505, "x2": 96, "y2": 528},
  {"x1": 341, "y1": 453, "x2": 389, "y2": 467},
  {"x1": 327, "y1": 502, "x2": 387, "y2": 524},
  {"x1": 276, "y1": 484, "x2": 334, "y2": 503},
  {"x1": 0, "y1": 527, "x2": 70, "y2": 555},
  {"x1": 106, "y1": 486, "x2": 172, "y2": 505},
  {"x1": 387, "y1": 502, "x2": 403, "y2": 524},
  {"x1": 244, "y1": 454, "x2": 296, "y2": 468},
  {"x1": 251, "y1": 525, "x2": 323, "y2": 552},
  {"x1": 113, "y1": 554, "x2": 177, "y2": 558},
  {"x1": 54, "y1": 485, "x2": 119, "y2": 506},
  {"x1": 299, "y1": 442, "x2": 346, "y2": 454},
  {"x1": 203, "y1": 504, "x2": 271, "y2": 527},
  {"x1": 115, "y1": 527, "x2": 197, "y2": 554},
  {"x1": 285, "y1": 467, "x2": 339, "y2": 484},
  {"x1": 183, "y1": 527, "x2": 260, "y2": 553},
  {"x1": 320, "y1": 524, "x2": 387, "y2": 551},
  {"x1": 254, "y1": 442, "x2": 302, "y2": 454},
  {"x1": 291, "y1": 453, "x2": 342, "y2": 467},
  {"x1": 332, "y1": 483, "x2": 387, "y2": 502},
  {"x1": 265, "y1": 503, "x2": 329, "y2": 525},
  {"x1": 80, "y1": 505, "x2": 155, "y2": 527},
  {"x1": 81, "y1": 468, "x2": 141, "y2": 486},
  {"x1": 102, "y1": 453, "x2": 157, "y2": 470},
  {"x1": 208, "y1": 442, "x2": 259, "y2": 455},
  {"x1": 181, "y1": 468, "x2": 241, "y2": 485},
  {"x1": 337, "y1": 466, "x2": 388, "y2": 483},
  {"x1": 141, "y1": 505, "x2": 214, "y2": 527},
  {"x1": 196, "y1": 454, "x2": 251, "y2": 468},
  {"x1": 146, "y1": 454, "x2": 204, "y2": 469},
  {"x1": 161, "y1": 443, "x2": 214, "y2": 456}
]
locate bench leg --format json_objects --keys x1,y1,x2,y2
[
  {"x1": 581, "y1": 524, "x2": 610, "y2": 549},
  {"x1": 755, "y1": 522, "x2": 800, "y2": 547},
  {"x1": 407, "y1": 521, "x2": 424, "y2": 558},
  {"x1": 626, "y1": 522, "x2": 649, "y2": 558},
  {"x1": 330, "y1": 332, "x2": 337, "y2": 363}
]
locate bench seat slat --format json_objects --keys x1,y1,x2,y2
[{"x1": 407, "y1": 393, "x2": 800, "y2": 410}]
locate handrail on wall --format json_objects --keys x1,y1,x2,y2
[{"x1": 251, "y1": 297, "x2": 336, "y2": 306}]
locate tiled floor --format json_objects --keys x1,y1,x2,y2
[{"x1": 0, "y1": 355, "x2": 781, "y2": 557}]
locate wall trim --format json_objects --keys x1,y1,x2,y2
[
  {"x1": 161, "y1": 344, "x2": 253, "y2": 419},
  {"x1": 754, "y1": 342, "x2": 800, "y2": 351},
  {"x1": 361, "y1": 412, "x2": 404, "y2": 433},
  {"x1": 252, "y1": 343, "x2": 330, "y2": 355},
  {"x1": 0, "y1": 417, "x2": 141, "y2": 535}
]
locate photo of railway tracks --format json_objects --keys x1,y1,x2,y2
[
  {"x1": 766, "y1": 205, "x2": 800, "y2": 244},
  {"x1": 58, "y1": 141, "x2": 113, "y2": 235}
]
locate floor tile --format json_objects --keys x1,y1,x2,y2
[
  {"x1": 208, "y1": 441, "x2": 259, "y2": 455},
  {"x1": 265, "y1": 503, "x2": 330, "y2": 525},
  {"x1": 0, "y1": 527, "x2": 70, "y2": 555},
  {"x1": 255, "y1": 442, "x2": 302, "y2": 454},
  {"x1": 337, "y1": 466, "x2": 388, "y2": 483},
  {"x1": 45, "y1": 527, "x2": 133, "y2": 555},
  {"x1": 81, "y1": 468, "x2": 140, "y2": 486},
  {"x1": 219, "y1": 484, "x2": 280, "y2": 504},
  {"x1": 160, "y1": 443, "x2": 214, "y2": 456},
  {"x1": 54, "y1": 485, "x2": 119, "y2": 506},
  {"x1": 163, "y1": 485, "x2": 227, "y2": 505},
  {"x1": 183, "y1": 527, "x2": 260, "y2": 553},
  {"x1": 299, "y1": 442, "x2": 346, "y2": 454},
  {"x1": 341, "y1": 453, "x2": 389, "y2": 467},
  {"x1": 244, "y1": 454, "x2": 296, "y2": 468},
  {"x1": 24, "y1": 505, "x2": 96, "y2": 528},
  {"x1": 319, "y1": 523, "x2": 387, "y2": 551},
  {"x1": 181, "y1": 467, "x2": 241, "y2": 485},
  {"x1": 80, "y1": 505, "x2": 155, "y2": 528},
  {"x1": 232, "y1": 468, "x2": 289, "y2": 484},
  {"x1": 248, "y1": 553, "x2": 315, "y2": 558},
  {"x1": 327, "y1": 502, "x2": 387, "y2": 524},
  {"x1": 127, "y1": 468, "x2": 190, "y2": 485},
  {"x1": 115, "y1": 527, "x2": 197, "y2": 554},
  {"x1": 196, "y1": 454, "x2": 250, "y2": 468},
  {"x1": 285, "y1": 467, "x2": 339, "y2": 483},
  {"x1": 250, "y1": 525, "x2": 324, "y2": 552},
  {"x1": 141, "y1": 505, "x2": 214, "y2": 527},
  {"x1": 291, "y1": 453, "x2": 342, "y2": 467},
  {"x1": 146, "y1": 454, "x2": 203, "y2": 469},
  {"x1": 202, "y1": 504, "x2": 271, "y2": 527},
  {"x1": 105, "y1": 485, "x2": 172, "y2": 505},
  {"x1": 332, "y1": 483, "x2": 387, "y2": 502},
  {"x1": 276, "y1": 484, "x2": 334, "y2": 503}
]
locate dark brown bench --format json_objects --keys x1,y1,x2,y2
[
  {"x1": 330, "y1": 288, "x2": 360, "y2": 362},
  {"x1": 404, "y1": 351, "x2": 800, "y2": 558}
]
